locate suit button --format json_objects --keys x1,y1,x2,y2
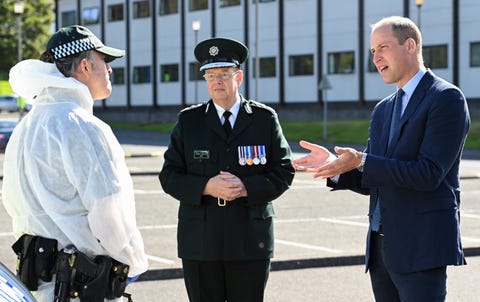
[{"x1": 258, "y1": 242, "x2": 265, "y2": 249}]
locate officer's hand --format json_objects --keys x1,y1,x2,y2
[{"x1": 203, "y1": 173, "x2": 246, "y2": 201}]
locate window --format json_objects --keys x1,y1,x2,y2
[
  {"x1": 253, "y1": 57, "x2": 276, "y2": 78},
  {"x1": 423, "y1": 45, "x2": 448, "y2": 69},
  {"x1": 220, "y1": 0, "x2": 241, "y2": 7},
  {"x1": 189, "y1": 0, "x2": 208, "y2": 11},
  {"x1": 82, "y1": 7, "x2": 99, "y2": 25},
  {"x1": 189, "y1": 62, "x2": 202, "y2": 81},
  {"x1": 161, "y1": 64, "x2": 179, "y2": 82},
  {"x1": 108, "y1": 4, "x2": 124, "y2": 21},
  {"x1": 133, "y1": 66, "x2": 151, "y2": 83},
  {"x1": 367, "y1": 53, "x2": 377, "y2": 73},
  {"x1": 111, "y1": 68, "x2": 125, "y2": 85},
  {"x1": 61, "y1": 11, "x2": 76, "y2": 27},
  {"x1": 328, "y1": 51, "x2": 354, "y2": 74},
  {"x1": 133, "y1": 1, "x2": 150, "y2": 19},
  {"x1": 289, "y1": 54, "x2": 314, "y2": 76},
  {"x1": 160, "y1": 0, "x2": 178, "y2": 15},
  {"x1": 252, "y1": 0, "x2": 275, "y2": 2},
  {"x1": 470, "y1": 42, "x2": 480, "y2": 67}
]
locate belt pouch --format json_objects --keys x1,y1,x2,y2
[
  {"x1": 106, "y1": 259, "x2": 129, "y2": 299},
  {"x1": 78, "y1": 255, "x2": 111, "y2": 302},
  {"x1": 34, "y1": 236, "x2": 58, "y2": 282},
  {"x1": 11, "y1": 234, "x2": 38, "y2": 290}
]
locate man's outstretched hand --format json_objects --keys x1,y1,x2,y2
[{"x1": 292, "y1": 141, "x2": 363, "y2": 178}]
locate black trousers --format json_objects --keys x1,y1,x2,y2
[
  {"x1": 182, "y1": 259, "x2": 271, "y2": 302},
  {"x1": 369, "y1": 232, "x2": 447, "y2": 302}
]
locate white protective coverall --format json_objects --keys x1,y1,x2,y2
[{"x1": 2, "y1": 59, "x2": 149, "y2": 301}]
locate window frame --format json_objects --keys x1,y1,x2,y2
[
  {"x1": 327, "y1": 51, "x2": 355, "y2": 75},
  {"x1": 423, "y1": 44, "x2": 448, "y2": 69},
  {"x1": 470, "y1": 42, "x2": 480, "y2": 67},
  {"x1": 160, "y1": 64, "x2": 179, "y2": 82},
  {"x1": 289, "y1": 54, "x2": 314, "y2": 76},
  {"x1": 82, "y1": 6, "x2": 100, "y2": 25},
  {"x1": 133, "y1": 0, "x2": 151, "y2": 19},
  {"x1": 159, "y1": 0, "x2": 178, "y2": 15},
  {"x1": 189, "y1": 0, "x2": 208, "y2": 11},
  {"x1": 133, "y1": 66, "x2": 152, "y2": 84},
  {"x1": 108, "y1": 4, "x2": 124, "y2": 22},
  {"x1": 111, "y1": 67, "x2": 125, "y2": 85},
  {"x1": 253, "y1": 57, "x2": 277, "y2": 78}
]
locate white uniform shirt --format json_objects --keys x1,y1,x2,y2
[{"x1": 3, "y1": 60, "x2": 148, "y2": 301}]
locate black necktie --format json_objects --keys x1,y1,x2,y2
[
  {"x1": 223, "y1": 111, "x2": 232, "y2": 137},
  {"x1": 388, "y1": 88, "x2": 405, "y2": 147}
]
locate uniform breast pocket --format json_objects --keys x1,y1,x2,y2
[{"x1": 186, "y1": 150, "x2": 218, "y2": 176}]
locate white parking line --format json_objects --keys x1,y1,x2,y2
[
  {"x1": 462, "y1": 213, "x2": 480, "y2": 219},
  {"x1": 275, "y1": 239, "x2": 343, "y2": 254},
  {"x1": 462, "y1": 236, "x2": 480, "y2": 243},
  {"x1": 138, "y1": 224, "x2": 177, "y2": 230},
  {"x1": 146, "y1": 254, "x2": 176, "y2": 265},
  {"x1": 134, "y1": 189, "x2": 165, "y2": 194},
  {"x1": 276, "y1": 217, "x2": 368, "y2": 228}
]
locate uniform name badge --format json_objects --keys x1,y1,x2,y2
[
  {"x1": 194, "y1": 150, "x2": 210, "y2": 160},
  {"x1": 238, "y1": 145, "x2": 267, "y2": 166}
]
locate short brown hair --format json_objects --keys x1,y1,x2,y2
[{"x1": 372, "y1": 16, "x2": 422, "y2": 54}]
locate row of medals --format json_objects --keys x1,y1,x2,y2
[{"x1": 238, "y1": 145, "x2": 267, "y2": 166}]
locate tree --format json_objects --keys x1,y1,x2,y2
[{"x1": 0, "y1": 0, "x2": 54, "y2": 78}]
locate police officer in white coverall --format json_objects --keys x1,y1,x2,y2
[{"x1": 2, "y1": 25, "x2": 148, "y2": 301}]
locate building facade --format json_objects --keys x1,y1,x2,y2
[{"x1": 54, "y1": 0, "x2": 480, "y2": 110}]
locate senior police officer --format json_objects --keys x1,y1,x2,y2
[
  {"x1": 159, "y1": 37, "x2": 295, "y2": 302},
  {"x1": 3, "y1": 25, "x2": 148, "y2": 301}
]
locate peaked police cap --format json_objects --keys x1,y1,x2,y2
[
  {"x1": 194, "y1": 37, "x2": 249, "y2": 71},
  {"x1": 46, "y1": 25, "x2": 125, "y2": 63}
]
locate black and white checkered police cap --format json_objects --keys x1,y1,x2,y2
[{"x1": 46, "y1": 25, "x2": 125, "y2": 63}]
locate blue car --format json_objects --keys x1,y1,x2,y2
[
  {"x1": 0, "y1": 118, "x2": 18, "y2": 152},
  {"x1": 0, "y1": 261, "x2": 36, "y2": 301}
]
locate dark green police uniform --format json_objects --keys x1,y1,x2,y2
[
  {"x1": 159, "y1": 96, "x2": 294, "y2": 301},
  {"x1": 160, "y1": 36, "x2": 294, "y2": 302}
]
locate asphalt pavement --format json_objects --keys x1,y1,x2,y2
[
  {"x1": 1, "y1": 127, "x2": 479, "y2": 302},
  {"x1": 116, "y1": 129, "x2": 480, "y2": 301}
]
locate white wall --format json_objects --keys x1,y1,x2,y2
[{"x1": 56, "y1": 0, "x2": 480, "y2": 107}]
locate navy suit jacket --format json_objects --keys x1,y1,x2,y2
[{"x1": 328, "y1": 70, "x2": 470, "y2": 273}]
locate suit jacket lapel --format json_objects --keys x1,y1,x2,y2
[
  {"x1": 386, "y1": 70, "x2": 434, "y2": 156},
  {"x1": 401, "y1": 70, "x2": 433, "y2": 122},
  {"x1": 381, "y1": 93, "x2": 396, "y2": 155}
]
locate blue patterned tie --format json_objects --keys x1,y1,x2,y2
[{"x1": 372, "y1": 89, "x2": 405, "y2": 232}]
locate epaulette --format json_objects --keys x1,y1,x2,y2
[
  {"x1": 242, "y1": 99, "x2": 276, "y2": 115},
  {"x1": 180, "y1": 102, "x2": 206, "y2": 113}
]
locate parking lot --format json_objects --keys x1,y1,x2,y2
[{"x1": 1, "y1": 128, "x2": 479, "y2": 301}]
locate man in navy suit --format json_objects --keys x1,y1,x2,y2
[{"x1": 293, "y1": 16, "x2": 469, "y2": 301}]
